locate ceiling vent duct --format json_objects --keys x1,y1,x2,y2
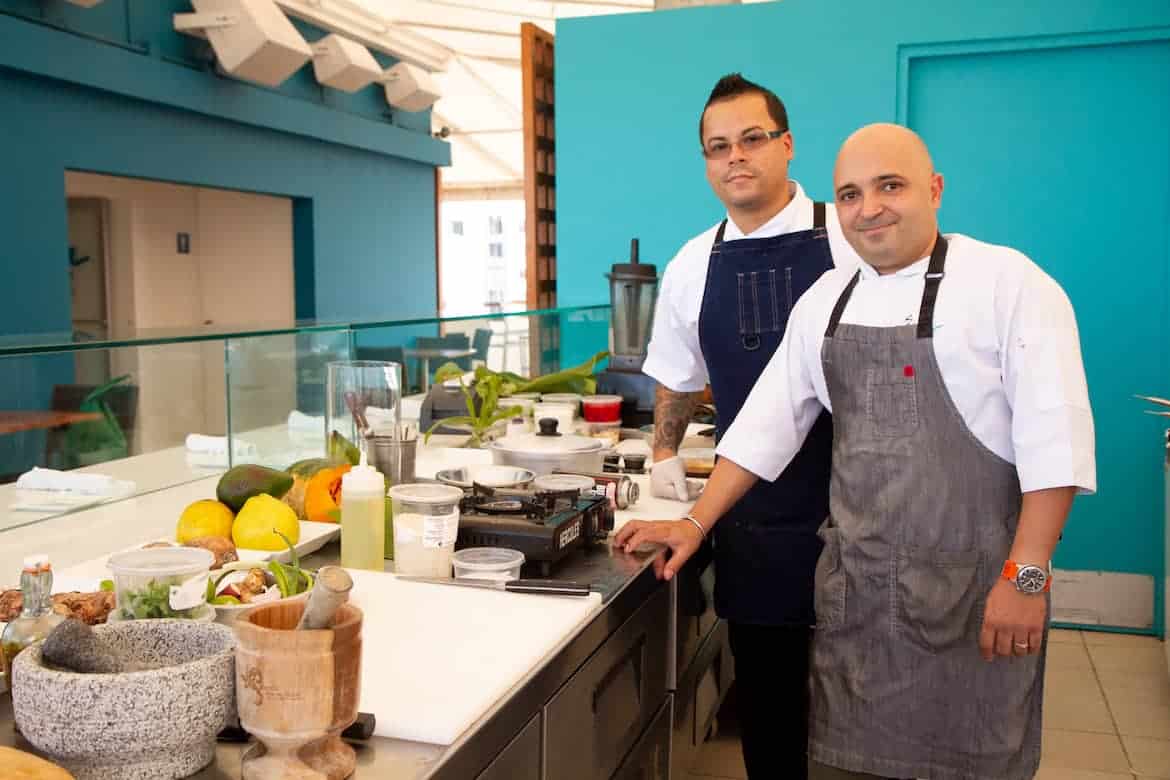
[
  {"x1": 174, "y1": 0, "x2": 313, "y2": 87},
  {"x1": 381, "y1": 61, "x2": 441, "y2": 112},
  {"x1": 311, "y1": 33, "x2": 383, "y2": 92}
]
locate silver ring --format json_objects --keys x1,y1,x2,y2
[{"x1": 1014, "y1": 641, "x2": 1029, "y2": 649}]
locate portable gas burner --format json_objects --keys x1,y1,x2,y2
[{"x1": 455, "y1": 484, "x2": 614, "y2": 576}]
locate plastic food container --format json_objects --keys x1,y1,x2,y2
[
  {"x1": 389, "y1": 483, "x2": 464, "y2": 578},
  {"x1": 499, "y1": 397, "x2": 536, "y2": 418},
  {"x1": 541, "y1": 393, "x2": 582, "y2": 409},
  {"x1": 107, "y1": 547, "x2": 214, "y2": 621},
  {"x1": 452, "y1": 548, "x2": 525, "y2": 582},
  {"x1": 581, "y1": 394, "x2": 623, "y2": 423},
  {"x1": 585, "y1": 420, "x2": 621, "y2": 446}
]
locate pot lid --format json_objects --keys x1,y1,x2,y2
[{"x1": 492, "y1": 418, "x2": 604, "y2": 454}]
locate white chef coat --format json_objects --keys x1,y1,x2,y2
[
  {"x1": 642, "y1": 182, "x2": 859, "y2": 393},
  {"x1": 716, "y1": 232, "x2": 1096, "y2": 495}
]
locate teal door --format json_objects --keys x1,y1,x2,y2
[{"x1": 907, "y1": 38, "x2": 1170, "y2": 631}]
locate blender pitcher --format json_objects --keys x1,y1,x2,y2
[{"x1": 606, "y1": 238, "x2": 659, "y2": 371}]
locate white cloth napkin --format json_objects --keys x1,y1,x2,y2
[
  {"x1": 184, "y1": 434, "x2": 258, "y2": 457},
  {"x1": 15, "y1": 467, "x2": 120, "y2": 496},
  {"x1": 288, "y1": 410, "x2": 325, "y2": 436}
]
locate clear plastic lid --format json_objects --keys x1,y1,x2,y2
[
  {"x1": 581, "y1": 395, "x2": 623, "y2": 406},
  {"x1": 108, "y1": 546, "x2": 214, "y2": 577},
  {"x1": 388, "y1": 483, "x2": 464, "y2": 506},
  {"x1": 532, "y1": 474, "x2": 596, "y2": 493},
  {"x1": 451, "y1": 547, "x2": 525, "y2": 571},
  {"x1": 542, "y1": 393, "x2": 582, "y2": 404}
]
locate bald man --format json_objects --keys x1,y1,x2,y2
[{"x1": 616, "y1": 124, "x2": 1096, "y2": 779}]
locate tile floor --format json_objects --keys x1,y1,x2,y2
[{"x1": 685, "y1": 629, "x2": 1170, "y2": 780}]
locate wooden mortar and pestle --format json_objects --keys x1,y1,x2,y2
[{"x1": 233, "y1": 566, "x2": 363, "y2": 780}]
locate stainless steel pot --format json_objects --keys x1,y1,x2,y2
[{"x1": 489, "y1": 418, "x2": 606, "y2": 476}]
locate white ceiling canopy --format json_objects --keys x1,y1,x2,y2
[
  {"x1": 276, "y1": 0, "x2": 772, "y2": 193},
  {"x1": 357, "y1": 0, "x2": 656, "y2": 195}
]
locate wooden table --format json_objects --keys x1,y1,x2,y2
[
  {"x1": 0, "y1": 411, "x2": 101, "y2": 435},
  {"x1": 402, "y1": 348, "x2": 478, "y2": 392}
]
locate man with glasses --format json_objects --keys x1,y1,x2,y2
[{"x1": 638, "y1": 73, "x2": 857, "y2": 778}]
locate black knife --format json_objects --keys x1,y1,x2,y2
[{"x1": 397, "y1": 576, "x2": 593, "y2": 597}]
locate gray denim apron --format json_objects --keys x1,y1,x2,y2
[{"x1": 809, "y1": 235, "x2": 1046, "y2": 780}]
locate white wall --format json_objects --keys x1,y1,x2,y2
[{"x1": 62, "y1": 172, "x2": 295, "y2": 453}]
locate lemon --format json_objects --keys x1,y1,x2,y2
[
  {"x1": 232, "y1": 493, "x2": 301, "y2": 551},
  {"x1": 176, "y1": 499, "x2": 235, "y2": 544}
]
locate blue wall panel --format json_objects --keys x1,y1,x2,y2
[{"x1": 0, "y1": 4, "x2": 447, "y2": 470}]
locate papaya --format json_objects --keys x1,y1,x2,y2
[
  {"x1": 304, "y1": 464, "x2": 352, "y2": 523},
  {"x1": 215, "y1": 464, "x2": 294, "y2": 513}
]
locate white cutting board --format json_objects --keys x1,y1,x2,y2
[{"x1": 346, "y1": 569, "x2": 602, "y2": 745}]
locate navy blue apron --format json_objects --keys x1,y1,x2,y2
[{"x1": 697, "y1": 202, "x2": 834, "y2": 626}]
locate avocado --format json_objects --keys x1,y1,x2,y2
[
  {"x1": 285, "y1": 457, "x2": 335, "y2": 478},
  {"x1": 328, "y1": 431, "x2": 362, "y2": 466},
  {"x1": 215, "y1": 464, "x2": 294, "y2": 513}
]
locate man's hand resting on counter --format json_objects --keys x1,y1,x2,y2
[
  {"x1": 617, "y1": 455, "x2": 762, "y2": 582},
  {"x1": 650, "y1": 455, "x2": 703, "y2": 501},
  {"x1": 613, "y1": 519, "x2": 703, "y2": 582}
]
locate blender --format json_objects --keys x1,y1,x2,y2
[{"x1": 596, "y1": 238, "x2": 659, "y2": 427}]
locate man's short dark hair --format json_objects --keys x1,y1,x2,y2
[{"x1": 699, "y1": 73, "x2": 789, "y2": 144}]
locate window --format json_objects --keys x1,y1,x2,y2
[
  {"x1": 488, "y1": 216, "x2": 503, "y2": 235},
  {"x1": 451, "y1": 220, "x2": 464, "y2": 235},
  {"x1": 489, "y1": 242, "x2": 503, "y2": 258}
]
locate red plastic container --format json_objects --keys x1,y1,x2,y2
[{"x1": 581, "y1": 394, "x2": 623, "y2": 423}]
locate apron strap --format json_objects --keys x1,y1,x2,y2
[
  {"x1": 712, "y1": 220, "x2": 728, "y2": 252},
  {"x1": 825, "y1": 233, "x2": 950, "y2": 339},
  {"x1": 916, "y1": 233, "x2": 949, "y2": 338},
  {"x1": 813, "y1": 201, "x2": 826, "y2": 229},
  {"x1": 824, "y1": 271, "x2": 861, "y2": 337}
]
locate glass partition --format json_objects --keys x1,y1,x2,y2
[{"x1": 0, "y1": 305, "x2": 610, "y2": 576}]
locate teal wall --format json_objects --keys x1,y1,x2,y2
[
  {"x1": 0, "y1": 3, "x2": 449, "y2": 470},
  {"x1": 557, "y1": 1, "x2": 1170, "y2": 632}
]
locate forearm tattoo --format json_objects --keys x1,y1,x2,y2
[{"x1": 653, "y1": 384, "x2": 700, "y2": 453}]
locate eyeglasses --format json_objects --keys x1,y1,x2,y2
[{"x1": 702, "y1": 129, "x2": 787, "y2": 160}]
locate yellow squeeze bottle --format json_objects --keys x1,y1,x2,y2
[{"x1": 341, "y1": 452, "x2": 387, "y2": 571}]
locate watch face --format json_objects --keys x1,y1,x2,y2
[{"x1": 1016, "y1": 565, "x2": 1048, "y2": 594}]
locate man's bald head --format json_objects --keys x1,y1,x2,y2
[{"x1": 833, "y1": 123, "x2": 943, "y2": 273}]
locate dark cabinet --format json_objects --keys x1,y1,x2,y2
[
  {"x1": 612, "y1": 696, "x2": 672, "y2": 780},
  {"x1": 544, "y1": 582, "x2": 672, "y2": 780},
  {"x1": 476, "y1": 714, "x2": 541, "y2": 780}
]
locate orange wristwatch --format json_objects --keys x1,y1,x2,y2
[{"x1": 1001, "y1": 560, "x2": 1051, "y2": 594}]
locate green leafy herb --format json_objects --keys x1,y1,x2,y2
[
  {"x1": 120, "y1": 580, "x2": 193, "y2": 620},
  {"x1": 423, "y1": 351, "x2": 610, "y2": 446},
  {"x1": 99, "y1": 579, "x2": 114, "y2": 592}
]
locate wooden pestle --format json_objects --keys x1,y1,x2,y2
[{"x1": 296, "y1": 566, "x2": 354, "y2": 630}]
